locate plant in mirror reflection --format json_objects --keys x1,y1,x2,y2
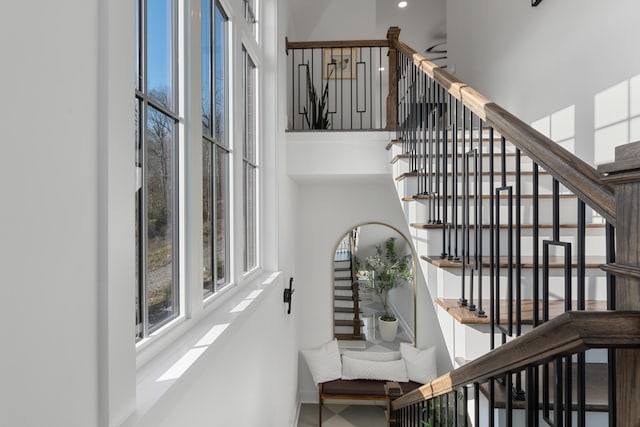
[{"x1": 358, "y1": 237, "x2": 411, "y2": 320}]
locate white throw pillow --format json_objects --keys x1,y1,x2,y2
[
  {"x1": 301, "y1": 339, "x2": 342, "y2": 385},
  {"x1": 342, "y1": 350, "x2": 401, "y2": 362},
  {"x1": 400, "y1": 342, "x2": 437, "y2": 384},
  {"x1": 341, "y1": 357, "x2": 409, "y2": 382}
]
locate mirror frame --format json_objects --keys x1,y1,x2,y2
[{"x1": 330, "y1": 221, "x2": 417, "y2": 346}]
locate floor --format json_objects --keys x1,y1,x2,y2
[{"x1": 297, "y1": 403, "x2": 387, "y2": 427}]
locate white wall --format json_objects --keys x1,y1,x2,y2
[
  {"x1": 0, "y1": 1, "x2": 101, "y2": 426},
  {"x1": 0, "y1": 0, "x2": 301, "y2": 425},
  {"x1": 135, "y1": 280, "x2": 297, "y2": 427},
  {"x1": 293, "y1": 177, "x2": 451, "y2": 402},
  {"x1": 448, "y1": 0, "x2": 640, "y2": 165},
  {"x1": 289, "y1": 0, "x2": 446, "y2": 49}
]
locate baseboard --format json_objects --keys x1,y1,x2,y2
[
  {"x1": 389, "y1": 301, "x2": 415, "y2": 343},
  {"x1": 292, "y1": 398, "x2": 301, "y2": 427},
  {"x1": 299, "y1": 389, "x2": 319, "y2": 404}
]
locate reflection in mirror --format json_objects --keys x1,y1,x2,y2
[{"x1": 332, "y1": 223, "x2": 415, "y2": 349}]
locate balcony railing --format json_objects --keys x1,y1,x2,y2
[{"x1": 286, "y1": 29, "x2": 401, "y2": 131}]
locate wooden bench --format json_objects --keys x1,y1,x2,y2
[{"x1": 318, "y1": 379, "x2": 422, "y2": 426}]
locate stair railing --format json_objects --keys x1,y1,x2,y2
[
  {"x1": 285, "y1": 36, "x2": 398, "y2": 131},
  {"x1": 385, "y1": 25, "x2": 640, "y2": 426},
  {"x1": 391, "y1": 311, "x2": 640, "y2": 425}
]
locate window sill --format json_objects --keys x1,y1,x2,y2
[{"x1": 122, "y1": 270, "x2": 283, "y2": 425}]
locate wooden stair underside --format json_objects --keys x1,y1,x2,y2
[
  {"x1": 422, "y1": 255, "x2": 606, "y2": 269},
  {"x1": 334, "y1": 306, "x2": 363, "y2": 314},
  {"x1": 334, "y1": 333, "x2": 365, "y2": 341},
  {"x1": 478, "y1": 362, "x2": 608, "y2": 412},
  {"x1": 334, "y1": 319, "x2": 364, "y2": 327},
  {"x1": 435, "y1": 298, "x2": 607, "y2": 325}
]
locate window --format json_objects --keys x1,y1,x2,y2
[
  {"x1": 135, "y1": 0, "x2": 180, "y2": 339},
  {"x1": 242, "y1": 48, "x2": 258, "y2": 272},
  {"x1": 202, "y1": 0, "x2": 230, "y2": 297}
]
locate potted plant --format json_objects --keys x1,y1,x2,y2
[
  {"x1": 360, "y1": 237, "x2": 412, "y2": 341},
  {"x1": 302, "y1": 62, "x2": 333, "y2": 129}
]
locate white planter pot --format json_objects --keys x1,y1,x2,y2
[{"x1": 378, "y1": 316, "x2": 398, "y2": 342}]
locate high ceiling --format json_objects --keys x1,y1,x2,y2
[{"x1": 287, "y1": 0, "x2": 446, "y2": 53}]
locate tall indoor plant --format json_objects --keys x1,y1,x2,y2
[
  {"x1": 303, "y1": 62, "x2": 332, "y2": 129},
  {"x1": 361, "y1": 237, "x2": 412, "y2": 341}
]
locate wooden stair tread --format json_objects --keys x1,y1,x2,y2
[
  {"x1": 403, "y1": 193, "x2": 578, "y2": 202},
  {"x1": 421, "y1": 254, "x2": 606, "y2": 269},
  {"x1": 396, "y1": 171, "x2": 546, "y2": 181},
  {"x1": 410, "y1": 222, "x2": 606, "y2": 230},
  {"x1": 334, "y1": 267, "x2": 351, "y2": 271},
  {"x1": 334, "y1": 276, "x2": 352, "y2": 281},
  {"x1": 334, "y1": 285, "x2": 354, "y2": 291},
  {"x1": 334, "y1": 306, "x2": 363, "y2": 313},
  {"x1": 334, "y1": 319, "x2": 364, "y2": 327},
  {"x1": 334, "y1": 295, "x2": 359, "y2": 301},
  {"x1": 478, "y1": 362, "x2": 608, "y2": 412},
  {"x1": 392, "y1": 152, "x2": 518, "y2": 161},
  {"x1": 334, "y1": 333, "x2": 365, "y2": 341},
  {"x1": 434, "y1": 297, "x2": 607, "y2": 325}
]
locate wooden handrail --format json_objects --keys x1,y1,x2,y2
[
  {"x1": 285, "y1": 38, "x2": 390, "y2": 54},
  {"x1": 391, "y1": 311, "x2": 640, "y2": 411},
  {"x1": 389, "y1": 35, "x2": 617, "y2": 225}
]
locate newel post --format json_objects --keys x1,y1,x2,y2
[
  {"x1": 386, "y1": 26, "x2": 401, "y2": 131},
  {"x1": 599, "y1": 141, "x2": 640, "y2": 426}
]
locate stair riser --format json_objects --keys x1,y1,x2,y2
[
  {"x1": 423, "y1": 260, "x2": 609, "y2": 302},
  {"x1": 334, "y1": 270, "x2": 352, "y2": 279},
  {"x1": 334, "y1": 312, "x2": 359, "y2": 321},
  {"x1": 405, "y1": 198, "x2": 598, "y2": 227},
  {"x1": 411, "y1": 228, "x2": 606, "y2": 258},
  {"x1": 334, "y1": 300, "x2": 356, "y2": 308},
  {"x1": 334, "y1": 289, "x2": 353, "y2": 297},
  {"x1": 334, "y1": 325, "x2": 363, "y2": 334},
  {"x1": 396, "y1": 174, "x2": 568, "y2": 199},
  {"x1": 393, "y1": 155, "x2": 535, "y2": 177}
]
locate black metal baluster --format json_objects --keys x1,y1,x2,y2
[
  {"x1": 556, "y1": 357, "x2": 564, "y2": 427},
  {"x1": 435, "y1": 83, "x2": 442, "y2": 224},
  {"x1": 489, "y1": 128, "x2": 496, "y2": 348},
  {"x1": 467, "y1": 145, "x2": 475, "y2": 312},
  {"x1": 606, "y1": 222, "x2": 616, "y2": 427},
  {"x1": 474, "y1": 383, "x2": 479, "y2": 427},
  {"x1": 489, "y1": 378, "x2": 496, "y2": 427},
  {"x1": 477, "y1": 123, "x2": 486, "y2": 318},
  {"x1": 506, "y1": 372, "x2": 513, "y2": 427},
  {"x1": 495, "y1": 185, "x2": 513, "y2": 337},
  {"x1": 461, "y1": 107, "x2": 469, "y2": 308},
  {"x1": 453, "y1": 100, "x2": 460, "y2": 261},
  {"x1": 441, "y1": 93, "x2": 450, "y2": 259},
  {"x1": 425, "y1": 75, "x2": 436, "y2": 219},
  {"x1": 577, "y1": 199, "x2": 586, "y2": 427},
  {"x1": 533, "y1": 162, "x2": 540, "y2": 327}
]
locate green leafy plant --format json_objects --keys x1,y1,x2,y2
[
  {"x1": 360, "y1": 237, "x2": 411, "y2": 320},
  {"x1": 303, "y1": 62, "x2": 332, "y2": 129}
]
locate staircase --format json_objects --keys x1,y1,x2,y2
[
  {"x1": 333, "y1": 231, "x2": 365, "y2": 343},
  {"x1": 383, "y1": 27, "x2": 640, "y2": 425},
  {"x1": 388, "y1": 131, "x2": 612, "y2": 424},
  {"x1": 286, "y1": 27, "x2": 640, "y2": 426}
]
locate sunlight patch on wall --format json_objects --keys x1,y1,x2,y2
[
  {"x1": 594, "y1": 74, "x2": 640, "y2": 165},
  {"x1": 157, "y1": 323, "x2": 230, "y2": 382},
  {"x1": 531, "y1": 105, "x2": 575, "y2": 154}
]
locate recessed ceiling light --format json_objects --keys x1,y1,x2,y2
[{"x1": 398, "y1": 1, "x2": 408, "y2": 8}]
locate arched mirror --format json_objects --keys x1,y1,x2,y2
[{"x1": 332, "y1": 223, "x2": 415, "y2": 349}]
